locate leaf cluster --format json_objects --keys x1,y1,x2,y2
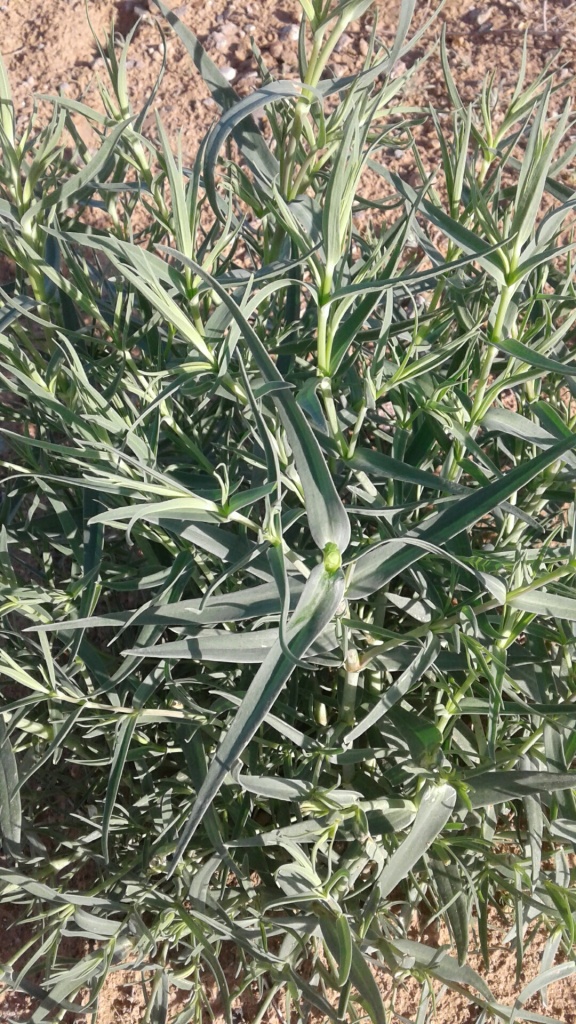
[{"x1": 1, "y1": 2, "x2": 576, "y2": 1021}]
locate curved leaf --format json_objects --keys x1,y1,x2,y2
[
  {"x1": 173, "y1": 261, "x2": 351, "y2": 552},
  {"x1": 378, "y1": 784, "x2": 457, "y2": 899},
  {"x1": 349, "y1": 431, "x2": 576, "y2": 599},
  {"x1": 0, "y1": 717, "x2": 21, "y2": 853},
  {"x1": 168, "y1": 562, "x2": 345, "y2": 873}
]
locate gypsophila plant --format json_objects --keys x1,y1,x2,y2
[{"x1": 1, "y1": 1, "x2": 576, "y2": 1021}]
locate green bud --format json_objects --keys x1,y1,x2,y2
[{"x1": 323, "y1": 542, "x2": 341, "y2": 574}]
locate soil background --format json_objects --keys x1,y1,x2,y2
[{"x1": 1, "y1": 0, "x2": 576, "y2": 1021}]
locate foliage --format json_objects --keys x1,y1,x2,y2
[{"x1": 1, "y1": 1, "x2": 576, "y2": 1020}]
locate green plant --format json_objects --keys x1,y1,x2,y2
[{"x1": 1, "y1": 1, "x2": 576, "y2": 1021}]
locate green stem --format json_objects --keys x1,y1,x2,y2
[
  {"x1": 358, "y1": 563, "x2": 574, "y2": 670},
  {"x1": 437, "y1": 670, "x2": 477, "y2": 734},
  {"x1": 319, "y1": 377, "x2": 347, "y2": 453},
  {"x1": 445, "y1": 283, "x2": 516, "y2": 483},
  {"x1": 346, "y1": 401, "x2": 367, "y2": 459},
  {"x1": 340, "y1": 649, "x2": 360, "y2": 727},
  {"x1": 317, "y1": 293, "x2": 331, "y2": 374},
  {"x1": 142, "y1": 942, "x2": 169, "y2": 1024}
]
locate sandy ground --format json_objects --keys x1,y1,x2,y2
[
  {"x1": 2, "y1": 0, "x2": 576, "y2": 1021},
  {"x1": 2, "y1": 0, "x2": 576, "y2": 176}
]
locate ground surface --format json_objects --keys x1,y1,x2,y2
[{"x1": 2, "y1": 0, "x2": 576, "y2": 1021}]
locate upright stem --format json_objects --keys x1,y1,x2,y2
[
  {"x1": 317, "y1": 283, "x2": 332, "y2": 375},
  {"x1": 340, "y1": 649, "x2": 360, "y2": 727},
  {"x1": 445, "y1": 283, "x2": 516, "y2": 482},
  {"x1": 340, "y1": 649, "x2": 360, "y2": 783}
]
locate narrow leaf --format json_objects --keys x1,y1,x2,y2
[
  {"x1": 378, "y1": 784, "x2": 456, "y2": 898},
  {"x1": 168, "y1": 563, "x2": 344, "y2": 873},
  {"x1": 349, "y1": 432, "x2": 576, "y2": 599},
  {"x1": 0, "y1": 717, "x2": 21, "y2": 853}
]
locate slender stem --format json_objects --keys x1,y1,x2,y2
[
  {"x1": 358, "y1": 563, "x2": 574, "y2": 670},
  {"x1": 142, "y1": 941, "x2": 169, "y2": 1024},
  {"x1": 437, "y1": 670, "x2": 477, "y2": 734},
  {"x1": 346, "y1": 401, "x2": 367, "y2": 459},
  {"x1": 319, "y1": 376, "x2": 347, "y2": 454},
  {"x1": 317, "y1": 292, "x2": 332, "y2": 375},
  {"x1": 337, "y1": 977, "x2": 353, "y2": 1021},
  {"x1": 340, "y1": 649, "x2": 360, "y2": 727},
  {"x1": 340, "y1": 651, "x2": 360, "y2": 782},
  {"x1": 445, "y1": 283, "x2": 516, "y2": 482},
  {"x1": 252, "y1": 984, "x2": 283, "y2": 1024}
]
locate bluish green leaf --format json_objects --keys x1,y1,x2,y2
[
  {"x1": 168, "y1": 563, "x2": 344, "y2": 873},
  {"x1": 102, "y1": 716, "x2": 138, "y2": 864},
  {"x1": 172, "y1": 262, "x2": 351, "y2": 552},
  {"x1": 378, "y1": 784, "x2": 456, "y2": 898},
  {"x1": 345, "y1": 636, "x2": 439, "y2": 743},
  {"x1": 465, "y1": 771, "x2": 576, "y2": 809},
  {"x1": 349, "y1": 432, "x2": 576, "y2": 599},
  {"x1": 0, "y1": 717, "x2": 21, "y2": 853}
]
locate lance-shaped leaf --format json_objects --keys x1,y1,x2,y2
[
  {"x1": 508, "y1": 589, "x2": 576, "y2": 621},
  {"x1": 510, "y1": 962, "x2": 576, "y2": 1024},
  {"x1": 173, "y1": 260, "x2": 351, "y2": 552},
  {"x1": 144, "y1": 519, "x2": 273, "y2": 582},
  {"x1": 89, "y1": 496, "x2": 222, "y2": 529},
  {"x1": 102, "y1": 716, "x2": 138, "y2": 864},
  {"x1": 152, "y1": 0, "x2": 278, "y2": 196},
  {"x1": 52, "y1": 229, "x2": 215, "y2": 365},
  {"x1": 122, "y1": 624, "x2": 338, "y2": 664},
  {"x1": 168, "y1": 562, "x2": 344, "y2": 874},
  {"x1": 22, "y1": 118, "x2": 132, "y2": 228},
  {"x1": 429, "y1": 856, "x2": 470, "y2": 965},
  {"x1": 465, "y1": 770, "x2": 576, "y2": 809},
  {"x1": 387, "y1": 173, "x2": 508, "y2": 284},
  {"x1": 350, "y1": 446, "x2": 465, "y2": 494},
  {"x1": 391, "y1": 938, "x2": 494, "y2": 1002},
  {"x1": 492, "y1": 334, "x2": 576, "y2": 377},
  {"x1": 345, "y1": 636, "x2": 439, "y2": 743},
  {"x1": 378, "y1": 784, "x2": 456, "y2": 899},
  {"x1": 349, "y1": 431, "x2": 576, "y2": 600},
  {"x1": 0, "y1": 717, "x2": 21, "y2": 854},
  {"x1": 33, "y1": 580, "x2": 305, "y2": 632},
  {"x1": 320, "y1": 912, "x2": 387, "y2": 1024},
  {"x1": 203, "y1": 81, "x2": 301, "y2": 215},
  {"x1": 483, "y1": 408, "x2": 576, "y2": 471}
]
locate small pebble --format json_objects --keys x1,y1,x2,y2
[
  {"x1": 220, "y1": 65, "x2": 237, "y2": 82},
  {"x1": 208, "y1": 31, "x2": 230, "y2": 50},
  {"x1": 335, "y1": 32, "x2": 352, "y2": 52},
  {"x1": 279, "y1": 23, "x2": 299, "y2": 42},
  {"x1": 269, "y1": 42, "x2": 284, "y2": 59},
  {"x1": 476, "y1": 8, "x2": 493, "y2": 25},
  {"x1": 391, "y1": 59, "x2": 407, "y2": 79},
  {"x1": 358, "y1": 38, "x2": 369, "y2": 56},
  {"x1": 219, "y1": 20, "x2": 239, "y2": 38}
]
